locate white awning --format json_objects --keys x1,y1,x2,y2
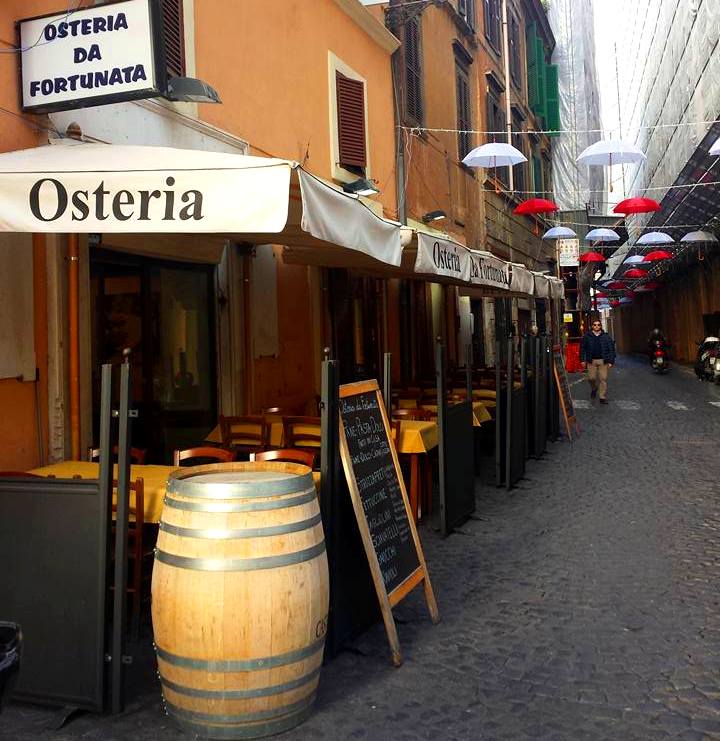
[
  {"x1": 533, "y1": 272, "x2": 550, "y2": 298},
  {"x1": 509, "y1": 263, "x2": 535, "y2": 295},
  {"x1": 468, "y1": 250, "x2": 511, "y2": 290},
  {"x1": 0, "y1": 143, "x2": 402, "y2": 266},
  {"x1": 547, "y1": 276, "x2": 565, "y2": 299}
]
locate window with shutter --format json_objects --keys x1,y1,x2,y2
[
  {"x1": 455, "y1": 64, "x2": 472, "y2": 161},
  {"x1": 336, "y1": 71, "x2": 367, "y2": 170},
  {"x1": 545, "y1": 64, "x2": 560, "y2": 134},
  {"x1": 483, "y1": 0, "x2": 501, "y2": 51},
  {"x1": 161, "y1": 0, "x2": 185, "y2": 80},
  {"x1": 486, "y1": 90, "x2": 508, "y2": 186},
  {"x1": 459, "y1": 0, "x2": 476, "y2": 30},
  {"x1": 510, "y1": 15, "x2": 521, "y2": 87},
  {"x1": 404, "y1": 18, "x2": 424, "y2": 126},
  {"x1": 511, "y1": 113, "x2": 525, "y2": 193},
  {"x1": 533, "y1": 37, "x2": 546, "y2": 123},
  {"x1": 525, "y1": 22, "x2": 538, "y2": 108}
]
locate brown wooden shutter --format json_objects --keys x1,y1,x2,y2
[
  {"x1": 336, "y1": 72, "x2": 367, "y2": 170},
  {"x1": 162, "y1": 0, "x2": 185, "y2": 79},
  {"x1": 404, "y1": 18, "x2": 424, "y2": 125}
]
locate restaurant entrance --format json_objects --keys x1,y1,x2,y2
[{"x1": 90, "y1": 249, "x2": 217, "y2": 463}]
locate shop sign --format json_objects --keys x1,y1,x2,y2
[
  {"x1": 415, "y1": 233, "x2": 470, "y2": 281},
  {"x1": 468, "y1": 250, "x2": 510, "y2": 290},
  {"x1": 563, "y1": 312, "x2": 573, "y2": 323},
  {"x1": 557, "y1": 238, "x2": 580, "y2": 266},
  {"x1": 19, "y1": 0, "x2": 163, "y2": 113}
]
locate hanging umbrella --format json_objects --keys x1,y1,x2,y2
[
  {"x1": 462, "y1": 143, "x2": 527, "y2": 168},
  {"x1": 513, "y1": 198, "x2": 558, "y2": 215},
  {"x1": 577, "y1": 140, "x2": 646, "y2": 166},
  {"x1": 710, "y1": 138, "x2": 720, "y2": 156},
  {"x1": 585, "y1": 228, "x2": 620, "y2": 242},
  {"x1": 579, "y1": 251, "x2": 606, "y2": 263},
  {"x1": 623, "y1": 268, "x2": 647, "y2": 279},
  {"x1": 636, "y1": 231, "x2": 673, "y2": 245},
  {"x1": 613, "y1": 197, "x2": 661, "y2": 215},
  {"x1": 643, "y1": 250, "x2": 672, "y2": 261},
  {"x1": 635, "y1": 281, "x2": 660, "y2": 292},
  {"x1": 594, "y1": 291, "x2": 607, "y2": 298},
  {"x1": 618, "y1": 297, "x2": 634, "y2": 304},
  {"x1": 624, "y1": 254, "x2": 646, "y2": 264},
  {"x1": 681, "y1": 230, "x2": 718, "y2": 243},
  {"x1": 605, "y1": 281, "x2": 627, "y2": 289},
  {"x1": 542, "y1": 226, "x2": 577, "y2": 239},
  {"x1": 609, "y1": 299, "x2": 621, "y2": 307}
]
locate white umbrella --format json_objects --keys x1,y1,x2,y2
[
  {"x1": 710, "y1": 138, "x2": 720, "y2": 156},
  {"x1": 542, "y1": 226, "x2": 577, "y2": 239},
  {"x1": 462, "y1": 142, "x2": 527, "y2": 168},
  {"x1": 624, "y1": 254, "x2": 646, "y2": 264},
  {"x1": 636, "y1": 231, "x2": 673, "y2": 245},
  {"x1": 585, "y1": 228, "x2": 620, "y2": 242},
  {"x1": 576, "y1": 139, "x2": 646, "y2": 166},
  {"x1": 681, "y1": 230, "x2": 718, "y2": 243}
]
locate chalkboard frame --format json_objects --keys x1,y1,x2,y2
[
  {"x1": 552, "y1": 344, "x2": 580, "y2": 440},
  {"x1": 338, "y1": 379, "x2": 439, "y2": 666}
]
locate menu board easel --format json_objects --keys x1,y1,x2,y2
[
  {"x1": 338, "y1": 379, "x2": 439, "y2": 666},
  {"x1": 552, "y1": 345, "x2": 580, "y2": 440}
]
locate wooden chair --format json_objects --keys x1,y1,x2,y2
[
  {"x1": 173, "y1": 447, "x2": 235, "y2": 467},
  {"x1": 282, "y1": 416, "x2": 321, "y2": 467},
  {"x1": 111, "y1": 478, "x2": 152, "y2": 638},
  {"x1": 219, "y1": 415, "x2": 270, "y2": 458},
  {"x1": 88, "y1": 446, "x2": 146, "y2": 465},
  {"x1": 250, "y1": 448, "x2": 315, "y2": 468}
]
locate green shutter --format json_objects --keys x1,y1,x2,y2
[
  {"x1": 526, "y1": 25, "x2": 538, "y2": 109},
  {"x1": 532, "y1": 155, "x2": 543, "y2": 196},
  {"x1": 533, "y1": 38, "x2": 546, "y2": 123},
  {"x1": 545, "y1": 63, "x2": 560, "y2": 135}
]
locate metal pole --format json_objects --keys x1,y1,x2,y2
[
  {"x1": 465, "y1": 344, "x2": 472, "y2": 403},
  {"x1": 383, "y1": 352, "x2": 392, "y2": 413},
  {"x1": 495, "y1": 339, "x2": 502, "y2": 487},
  {"x1": 435, "y1": 338, "x2": 447, "y2": 535},
  {"x1": 68, "y1": 233, "x2": 81, "y2": 459},
  {"x1": 505, "y1": 336, "x2": 513, "y2": 490},
  {"x1": 501, "y1": 0, "x2": 514, "y2": 192}
]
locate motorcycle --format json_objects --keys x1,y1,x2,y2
[
  {"x1": 695, "y1": 337, "x2": 720, "y2": 382},
  {"x1": 650, "y1": 339, "x2": 670, "y2": 373},
  {"x1": 0, "y1": 622, "x2": 21, "y2": 712}
]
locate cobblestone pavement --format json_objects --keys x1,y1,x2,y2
[{"x1": 4, "y1": 356, "x2": 720, "y2": 740}]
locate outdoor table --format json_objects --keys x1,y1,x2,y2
[
  {"x1": 419, "y1": 401, "x2": 492, "y2": 426},
  {"x1": 204, "y1": 420, "x2": 297, "y2": 448},
  {"x1": 28, "y1": 461, "x2": 177, "y2": 523}
]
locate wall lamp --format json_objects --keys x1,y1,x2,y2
[
  {"x1": 342, "y1": 178, "x2": 380, "y2": 197},
  {"x1": 422, "y1": 210, "x2": 447, "y2": 222},
  {"x1": 164, "y1": 77, "x2": 221, "y2": 104}
]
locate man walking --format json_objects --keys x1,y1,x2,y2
[{"x1": 581, "y1": 318, "x2": 616, "y2": 403}]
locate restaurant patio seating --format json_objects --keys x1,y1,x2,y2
[
  {"x1": 173, "y1": 446, "x2": 235, "y2": 466},
  {"x1": 88, "y1": 446, "x2": 146, "y2": 465},
  {"x1": 219, "y1": 415, "x2": 270, "y2": 458},
  {"x1": 391, "y1": 409, "x2": 434, "y2": 520},
  {"x1": 110, "y1": 477, "x2": 151, "y2": 639},
  {"x1": 281, "y1": 416, "x2": 321, "y2": 466},
  {"x1": 250, "y1": 448, "x2": 315, "y2": 467}
]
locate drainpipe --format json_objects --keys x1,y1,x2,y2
[
  {"x1": 390, "y1": 46, "x2": 406, "y2": 224},
  {"x1": 501, "y1": 0, "x2": 514, "y2": 193},
  {"x1": 67, "y1": 233, "x2": 80, "y2": 460}
]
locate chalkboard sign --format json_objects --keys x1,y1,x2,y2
[
  {"x1": 552, "y1": 345, "x2": 580, "y2": 440},
  {"x1": 338, "y1": 379, "x2": 439, "y2": 666}
]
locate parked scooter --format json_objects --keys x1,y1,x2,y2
[
  {"x1": 0, "y1": 622, "x2": 21, "y2": 712},
  {"x1": 650, "y1": 339, "x2": 670, "y2": 373},
  {"x1": 695, "y1": 337, "x2": 720, "y2": 382}
]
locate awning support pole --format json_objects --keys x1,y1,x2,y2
[{"x1": 68, "y1": 233, "x2": 81, "y2": 460}]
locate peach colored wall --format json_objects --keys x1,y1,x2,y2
[{"x1": 0, "y1": 3, "x2": 55, "y2": 469}]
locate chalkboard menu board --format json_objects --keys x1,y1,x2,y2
[
  {"x1": 552, "y1": 345, "x2": 579, "y2": 440},
  {"x1": 338, "y1": 379, "x2": 439, "y2": 666}
]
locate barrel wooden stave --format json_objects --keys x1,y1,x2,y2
[{"x1": 152, "y1": 462, "x2": 329, "y2": 739}]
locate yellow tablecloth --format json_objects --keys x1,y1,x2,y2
[
  {"x1": 397, "y1": 420, "x2": 438, "y2": 454},
  {"x1": 204, "y1": 421, "x2": 314, "y2": 449},
  {"x1": 28, "y1": 461, "x2": 176, "y2": 524}
]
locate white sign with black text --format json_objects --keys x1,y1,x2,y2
[
  {"x1": 415, "y1": 233, "x2": 470, "y2": 281},
  {"x1": 19, "y1": 0, "x2": 160, "y2": 113},
  {"x1": 557, "y1": 238, "x2": 580, "y2": 267}
]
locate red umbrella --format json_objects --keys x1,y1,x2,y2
[
  {"x1": 513, "y1": 198, "x2": 559, "y2": 215},
  {"x1": 635, "y1": 281, "x2": 661, "y2": 292},
  {"x1": 609, "y1": 299, "x2": 621, "y2": 307},
  {"x1": 643, "y1": 250, "x2": 672, "y2": 261},
  {"x1": 579, "y1": 251, "x2": 606, "y2": 263},
  {"x1": 605, "y1": 281, "x2": 627, "y2": 289},
  {"x1": 595, "y1": 291, "x2": 607, "y2": 298},
  {"x1": 623, "y1": 268, "x2": 648, "y2": 278},
  {"x1": 612, "y1": 197, "x2": 661, "y2": 214}
]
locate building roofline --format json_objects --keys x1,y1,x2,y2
[{"x1": 334, "y1": 0, "x2": 401, "y2": 53}]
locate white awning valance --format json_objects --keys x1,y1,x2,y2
[
  {"x1": 533, "y1": 272, "x2": 550, "y2": 298},
  {"x1": 468, "y1": 250, "x2": 511, "y2": 290},
  {"x1": 547, "y1": 276, "x2": 565, "y2": 299},
  {"x1": 0, "y1": 143, "x2": 403, "y2": 266},
  {"x1": 509, "y1": 263, "x2": 535, "y2": 295}
]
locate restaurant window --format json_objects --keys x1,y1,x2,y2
[
  {"x1": 458, "y1": 0, "x2": 476, "y2": 30},
  {"x1": 511, "y1": 113, "x2": 525, "y2": 193},
  {"x1": 486, "y1": 89, "x2": 507, "y2": 186},
  {"x1": 161, "y1": 0, "x2": 185, "y2": 80},
  {"x1": 483, "y1": 0, "x2": 501, "y2": 52},
  {"x1": 336, "y1": 71, "x2": 367, "y2": 172},
  {"x1": 510, "y1": 14, "x2": 521, "y2": 88},
  {"x1": 404, "y1": 17, "x2": 424, "y2": 126},
  {"x1": 456, "y1": 63, "x2": 472, "y2": 161}
]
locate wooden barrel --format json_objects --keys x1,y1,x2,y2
[{"x1": 151, "y1": 462, "x2": 329, "y2": 739}]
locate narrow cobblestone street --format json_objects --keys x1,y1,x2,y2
[{"x1": 5, "y1": 357, "x2": 720, "y2": 741}]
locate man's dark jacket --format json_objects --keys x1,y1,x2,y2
[{"x1": 580, "y1": 330, "x2": 616, "y2": 364}]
